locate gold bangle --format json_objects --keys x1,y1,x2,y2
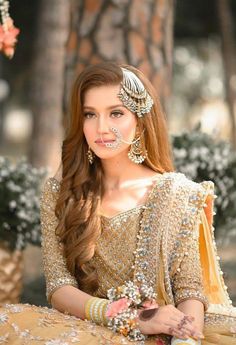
[
  {"x1": 84, "y1": 297, "x2": 109, "y2": 325},
  {"x1": 85, "y1": 297, "x2": 97, "y2": 320}
]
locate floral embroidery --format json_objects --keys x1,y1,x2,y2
[
  {"x1": 0, "y1": 334, "x2": 9, "y2": 343},
  {"x1": 0, "y1": 173, "x2": 234, "y2": 344},
  {"x1": 45, "y1": 340, "x2": 69, "y2": 345},
  {"x1": 0, "y1": 312, "x2": 8, "y2": 324}
]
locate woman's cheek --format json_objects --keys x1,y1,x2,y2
[{"x1": 83, "y1": 123, "x2": 93, "y2": 143}]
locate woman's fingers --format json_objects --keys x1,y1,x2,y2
[
  {"x1": 166, "y1": 326, "x2": 189, "y2": 339},
  {"x1": 164, "y1": 321, "x2": 193, "y2": 338},
  {"x1": 164, "y1": 316, "x2": 203, "y2": 339},
  {"x1": 178, "y1": 324, "x2": 204, "y2": 340}
]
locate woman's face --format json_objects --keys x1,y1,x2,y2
[{"x1": 83, "y1": 84, "x2": 137, "y2": 160}]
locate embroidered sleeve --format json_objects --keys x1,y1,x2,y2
[
  {"x1": 40, "y1": 178, "x2": 78, "y2": 303},
  {"x1": 171, "y1": 181, "x2": 214, "y2": 310}
]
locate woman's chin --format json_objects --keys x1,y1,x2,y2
[{"x1": 93, "y1": 150, "x2": 127, "y2": 161}]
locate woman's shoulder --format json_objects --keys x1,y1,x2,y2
[
  {"x1": 162, "y1": 171, "x2": 214, "y2": 196},
  {"x1": 41, "y1": 163, "x2": 62, "y2": 194},
  {"x1": 43, "y1": 177, "x2": 61, "y2": 193}
]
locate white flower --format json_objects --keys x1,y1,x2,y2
[
  {"x1": 0, "y1": 169, "x2": 8, "y2": 177},
  {"x1": 6, "y1": 181, "x2": 22, "y2": 193},
  {"x1": 9, "y1": 200, "x2": 17, "y2": 209},
  {"x1": 174, "y1": 148, "x2": 187, "y2": 159},
  {"x1": 16, "y1": 210, "x2": 29, "y2": 220},
  {"x1": 189, "y1": 147, "x2": 200, "y2": 160},
  {"x1": 15, "y1": 233, "x2": 25, "y2": 250},
  {"x1": 19, "y1": 194, "x2": 27, "y2": 203},
  {"x1": 0, "y1": 156, "x2": 6, "y2": 164}
]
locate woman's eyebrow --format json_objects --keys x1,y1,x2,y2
[{"x1": 83, "y1": 104, "x2": 125, "y2": 110}]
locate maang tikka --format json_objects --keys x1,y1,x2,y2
[{"x1": 118, "y1": 67, "x2": 154, "y2": 118}]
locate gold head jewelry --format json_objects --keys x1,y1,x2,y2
[{"x1": 118, "y1": 67, "x2": 154, "y2": 118}]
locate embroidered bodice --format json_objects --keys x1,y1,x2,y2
[
  {"x1": 40, "y1": 172, "x2": 231, "y2": 311},
  {"x1": 0, "y1": 173, "x2": 236, "y2": 345}
]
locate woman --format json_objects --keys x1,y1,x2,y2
[{"x1": 0, "y1": 62, "x2": 235, "y2": 345}]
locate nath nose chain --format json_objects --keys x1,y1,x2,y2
[
  {"x1": 101, "y1": 127, "x2": 122, "y2": 149},
  {"x1": 101, "y1": 127, "x2": 143, "y2": 150}
]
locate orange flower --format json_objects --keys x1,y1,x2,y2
[
  {"x1": 119, "y1": 327, "x2": 128, "y2": 337},
  {"x1": 0, "y1": 18, "x2": 20, "y2": 58}
]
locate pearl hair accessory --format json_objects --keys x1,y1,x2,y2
[{"x1": 118, "y1": 67, "x2": 154, "y2": 117}]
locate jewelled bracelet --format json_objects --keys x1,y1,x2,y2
[
  {"x1": 106, "y1": 280, "x2": 157, "y2": 341},
  {"x1": 85, "y1": 297, "x2": 109, "y2": 325},
  {"x1": 171, "y1": 337, "x2": 201, "y2": 345}
]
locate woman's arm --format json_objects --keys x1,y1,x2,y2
[
  {"x1": 50, "y1": 285, "x2": 91, "y2": 319},
  {"x1": 177, "y1": 299, "x2": 204, "y2": 332},
  {"x1": 40, "y1": 176, "x2": 109, "y2": 323},
  {"x1": 168, "y1": 187, "x2": 215, "y2": 342},
  {"x1": 40, "y1": 177, "x2": 78, "y2": 303}
]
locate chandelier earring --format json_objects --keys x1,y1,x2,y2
[
  {"x1": 87, "y1": 147, "x2": 95, "y2": 164},
  {"x1": 128, "y1": 133, "x2": 147, "y2": 164}
]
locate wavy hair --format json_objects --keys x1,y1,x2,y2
[{"x1": 54, "y1": 62, "x2": 174, "y2": 294}]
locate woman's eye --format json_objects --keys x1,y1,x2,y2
[
  {"x1": 110, "y1": 111, "x2": 124, "y2": 118},
  {"x1": 84, "y1": 112, "x2": 96, "y2": 119}
]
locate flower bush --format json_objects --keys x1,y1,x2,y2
[
  {"x1": 0, "y1": 156, "x2": 48, "y2": 251},
  {"x1": 172, "y1": 128, "x2": 236, "y2": 237}
]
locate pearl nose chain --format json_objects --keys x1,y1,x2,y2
[{"x1": 100, "y1": 127, "x2": 145, "y2": 149}]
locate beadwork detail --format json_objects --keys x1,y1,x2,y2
[
  {"x1": 0, "y1": 173, "x2": 236, "y2": 344},
  {"x1": 118, "y1": 67, "x2": 154, "y2": 117},
  {"x1": 40, "y1": 178, "x2": 78, "y2": 302}
]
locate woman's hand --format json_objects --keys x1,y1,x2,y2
[{"x1": 137, "y1": 304, "x2": 204, "y2": 340}]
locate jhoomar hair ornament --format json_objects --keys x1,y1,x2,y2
[{"x1": 118, "y1": 67, "x2": 154, "y2": 118}]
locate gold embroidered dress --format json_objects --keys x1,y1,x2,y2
[{"x1": 0, "y1": 172, "x2": 236, "y2": 345}]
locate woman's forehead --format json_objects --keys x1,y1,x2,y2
[{"x1": 83, "y1": 84, "x2": 121, "y2": 108}]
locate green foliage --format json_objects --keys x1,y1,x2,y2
[
  {"x1": 0, "y1": 156, "x2": 48, "y2": 251},
  {"x1": 172, "y1": 128, "x2": 236, "y2": 236}
]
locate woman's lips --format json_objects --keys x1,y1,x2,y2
[{"x1": 95, "y1": 140, "x2": 115, "y2": 145}]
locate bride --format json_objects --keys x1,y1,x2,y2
[{"x1": 0, "y1": 62, "x2": 235, "y2": 345}]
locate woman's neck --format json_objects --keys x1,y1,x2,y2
[{"x1": 101, "y1": 154, "x2": 157, "y2": 192}]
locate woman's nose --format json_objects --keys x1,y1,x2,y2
[{"x1": 97, "y1": 116, "x2": 110, "y2": 134}]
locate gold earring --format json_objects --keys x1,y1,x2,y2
[
  {"x1": 128, "y1": 136, "x2": 147, "y2": 164},
  {"x1": 87, "y1": 147, "x2": 94, "y2": 164}
]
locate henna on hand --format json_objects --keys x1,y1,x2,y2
[{"x1": 139, "y1": 307, "x2": 159, "y2": 321}]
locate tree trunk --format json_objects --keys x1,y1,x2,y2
[
  {"x1": 217, "y1": 0, "x2": 236, "y2": 148},
  {"x1": 64, "y1": 0, "x2": 174, "y2": 116},
  {"x1": 29, "y1": 0, "x2": 71, "y2": 171}
]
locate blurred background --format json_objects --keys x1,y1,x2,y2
[{"x1": 0, "y1": 0, "x2": 236, "y2": 307}]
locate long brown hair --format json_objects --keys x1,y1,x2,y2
[{"x1": 55, "y1": 62, "x2": 174, "y2": 293}]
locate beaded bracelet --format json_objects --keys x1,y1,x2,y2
[
  {"x1": 85, "y1": 297, "x2": 109, "y2": 325},
  {"x1": 171, "y1": 337, "x2": 201, "y2": 345}
]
